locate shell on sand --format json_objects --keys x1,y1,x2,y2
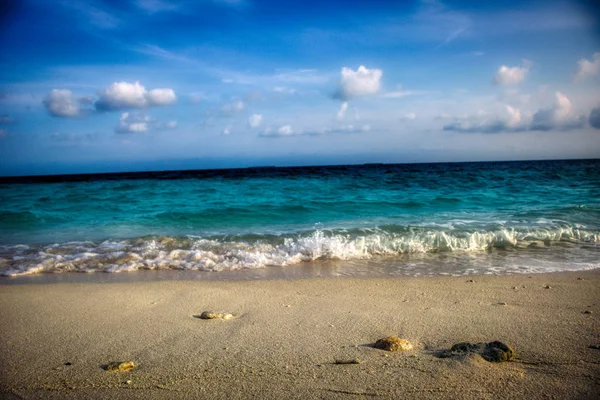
[
  {"x1": 199, "y1": 311, "x2": 233, "y2": 320},
  {"x1": 374, "y1": 336, "x2": 413, "y2": 352},
  {"x1": 106, "y1": 361, "x2": 135, "y2": 372}
]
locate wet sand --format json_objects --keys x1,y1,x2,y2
[{"x1": 1, "y1": 270, "x2": 599, "y2": 399}]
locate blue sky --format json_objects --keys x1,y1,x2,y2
[{"x1": 0, "y1": 0, "x2": 599, "y2": 175}]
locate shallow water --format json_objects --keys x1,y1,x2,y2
[{"x1": 1, "y1": 159, "x2": 598, "y2": 277}]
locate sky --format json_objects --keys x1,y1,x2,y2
[{"x1": 0, "y1": 0, "x2": 599, "y2": 176}]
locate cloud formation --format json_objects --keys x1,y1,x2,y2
[
  {"x1": 259, "y1": 124, "x2": 370, "y2": 138},
  {"x1": 43, "y1": 89, "x2": 81, "y2": 117},
  {"x1": 335, "y1": 66, "x2": 382, "y2": 100},
  {"x1": 530, "y1": 92, "x2": 585, "y2": 131},
  {"x1": 492, "y1": 59, "x2": 531, "y2": 86},
  {"x1": 96, "y1": 81, "x2": 177, "y2": 111},
  {"x1": 115, "y1": 112, "x2": 176, "y2": 134},
  {"x1": 248, "y1": 114, "x2": 263, "y2": 128},
  {"x1": 442, "y1": 109, "x2": 520, "y2": 134},
  {"x1": 574, "y1": 52, "x2": 600, "y2": 82},
  {"x1": 443, "y1": 92, "x2": 585, "y2": 133},
  {"x1": 220, "y1": 99, "x2": 245, "y2": 116},
  {"x1": 336, "y1": 102, "x2": 348, "y2": 120},
  {"x1": 116, "y1": 112, "x2": 151, "y2": 133}
]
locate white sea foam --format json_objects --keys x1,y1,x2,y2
[{"x1": 0, "y1": 227, "x2": 598, "y2": 277}]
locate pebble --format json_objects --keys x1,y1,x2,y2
[
  {"x1": 498, "y1": 302, "x2": 507, "y2": 306},
  {"x1": 466, "y1": 279, "x2": 475, "y2": 283},
  {"x1": 198, "y1": 311, "x2": 233, "y2": 320},
  {"x1": 106, "y1": 361, "x2": 136, "y2": 372},
  {"x1": 334, "y1": 359, "x2": 361, "y2": 365},
  {"x1": 544, "y1": 285, "x2": 551, "y2": 289},
  {"x1": 583, "y1": 310, "x2": 592, "y2": 314},
  {"x1": 374, "y1": 336, "x2": 413, "y2": 352}
]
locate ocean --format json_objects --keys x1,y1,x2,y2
[{"x1": 0, "y1": 159, "x2": 599, "y2": 278}]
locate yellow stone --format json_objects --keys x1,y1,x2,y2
[
  {"x1": 199, "y1": 311, "x2": 233, "y2": 320},
  {"x1": 374, "y1": 336, "x2": 413, "y2": 352},
  {"x1": 106, "y1": 361, "x2": 135, "y2": 372}
]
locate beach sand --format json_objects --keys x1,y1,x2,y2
[{"x1": 1, "y1": 270, "x2": 599, "y2": 399}]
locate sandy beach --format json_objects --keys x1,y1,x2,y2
[{"x1": 1, "y1": 269, "x2": 599, "y2": 399}]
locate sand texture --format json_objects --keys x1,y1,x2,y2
[{"x1": 1, "y1": 270, "x2": 599, "y2": 399}]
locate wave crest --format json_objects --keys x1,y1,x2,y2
[{"x1": 1, "y1": 225, "x2": 598, "y2": 276}]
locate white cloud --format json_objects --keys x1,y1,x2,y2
[
  {"x1": 116, "y1": 112, "x2": 151, "y2": 133},
  {"x1": 259, "y1": 124, "x2": 370, "y2": 138},
  {"x1": 335, "y1": 65, "x2": 383, "y2": 100},
  {"x1": 336, "y1": 102, "x2": 348, "y2": 120},
  {"x1": 401, "y1": 113, "x2": 417, "y2": 121},
  {"x1": 381, "y1": 89, "x2": 431, "y2": 99},
  {"x1": 531, "y1": 92, "x2": 585, "y2": 131},
  {"x1": 95, "y1": 81, "x2": 177, "y2": 111},
  {"x1": 248, "y1": 114, "x2": 263, "y2": 128},
  {"x1": 574, "y1": 52, "x2": 600, "y2": 82},
  {"x1": 493, "y1": 59, "x2": 531, "y2": 86},
  {"x1": 442, "y1": 105, "x2": 531, "y2": 133},
  {"x1": 277, "y1": 125, "x2": 293, "y2": 136},
  {"x1": 146, "y1": 88, "x2": 178, "y2": 106},
  {"x1": 43, "y1": 89, "x2": 80, "y2": 117},
  {"x1": 443, "y1": 92, "x2": 585, "y2": 133},
  {"x1": 505, "y1": 105, "x2": 521, "y2": 127},
  {"x1": 222, "y1": 126, "x2": 231, "y2": 135},
  {"x1": 220, "y1": 100, "x2": 245, "y2": 116},
  {"x1": 166, "y1": 120, "x2": 177, "y2": 129}
]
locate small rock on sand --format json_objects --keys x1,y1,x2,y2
[
  {"x1": 106, "y1": 361, "x2": 136, "y2": 372},
  {"x1": 441, "y1": 341, "x2": 514, "y2": 362},
  {"x1": 374, "y1": 336, "x2": 413, "y2": 352},
  {"x1": 198, "y1": 311, "x2": 233, "y2": 320},
  {"x1": 334, "y1": 359, "x2": 361, "y2": 364}
]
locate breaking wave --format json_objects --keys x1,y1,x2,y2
[{"x1": 1, "y1": 225, "x2": 598, "y2": 276}]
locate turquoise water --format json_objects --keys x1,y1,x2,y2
[{"x1": 1, "y1": 160, "x2": 599, "y2": 277}]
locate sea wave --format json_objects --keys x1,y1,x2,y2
[{"x1": 1, "y1": 225, "x2": 598, "y2": 276}]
